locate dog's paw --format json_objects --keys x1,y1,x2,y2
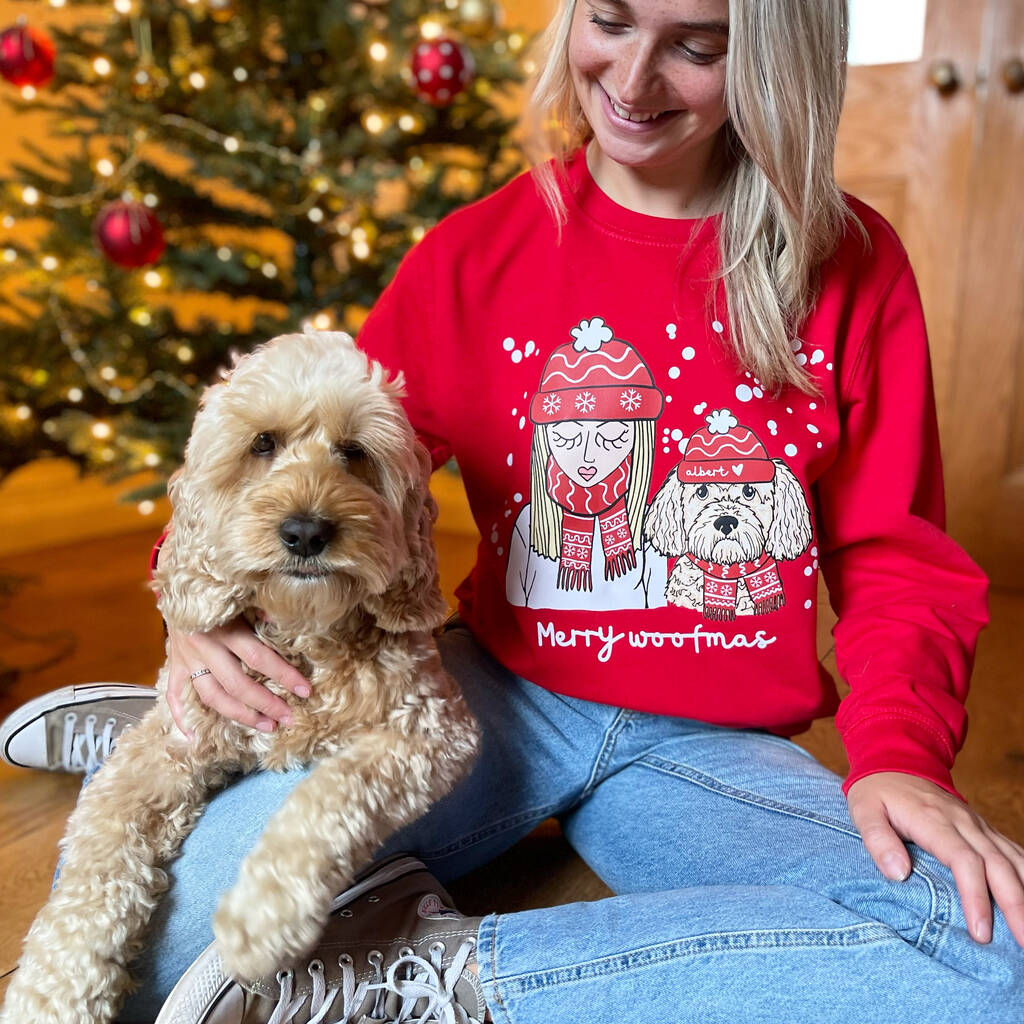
[{"x1": 213, "y1": 880, "x2": 329, "y2": 980}]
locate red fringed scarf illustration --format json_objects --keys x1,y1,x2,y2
[
  {"x1": 546, "y1": 454, "x2": 635, "y2": 591},
  {"x1": 684, "y1": 552, "x2": 785, "y2": 620}
]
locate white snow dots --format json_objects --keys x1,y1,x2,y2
[
  {"x1": 506, "y1": 453, "x2": 513, "y2": 467},
  {"x1": 668, "y1": 366, "x2": 681, "y2": 380},
  {"x1": 806, "y1": 423, "x2": 819, "y2": 435},
  {"x1": 712, "y1": 320, "x2": 724, "y2": 334},
  {"x1": 681, "y1": 346, "x2": 695, "y2": 360},
  {"x1": 661, "y1": 426, "x2": 689, "y2": 456},
  {"x1": 514, "y1": 492, "x2": 523, "y2": 503},
  {"x1": 735, "y1": 382, "x2": 764, "y2": 403},
  {"x1": 810, "y1": 350, "x2": 824, "y2": 365},
  {"x1": 767, "y1": 419, "x2": 778, "y2": 436},
  {"x1": 804, "y1": 599, "x2": 813, "y2": 610},
  {"x1": 502, "y1": 337, "x2": 537, "y2": 364},
  {"x1": 784, "y1": 443, "x2": 798, "y2": 457},
  {"x1": 693, "y1": 402, "x2": 707, "y2": 415},
  {"x1": 665, "y1": 323, "x2": 677, "y2": 339}
]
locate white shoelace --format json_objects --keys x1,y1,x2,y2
[
  {"x1": 267, "y1": 940, "x2": 481, "y2": 1024},
  {"x1": 61, "y1": 712, "x2": 117, "y2": 772}
]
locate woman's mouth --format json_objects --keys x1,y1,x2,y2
[{"x1": 600, "y1": 86, "x2": 680, "y2": 130}]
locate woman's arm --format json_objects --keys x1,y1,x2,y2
[{"x1": 816, "y1": 258, "x2": 1024, "y2": 946}]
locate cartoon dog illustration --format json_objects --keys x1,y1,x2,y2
[{"x1": 645, "y1": 409, "x2": 812, "y2": 619}]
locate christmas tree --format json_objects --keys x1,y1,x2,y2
[{"x1": 0, "y1": 0, "x2": 530, "y2": 499}]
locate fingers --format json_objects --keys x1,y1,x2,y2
[
  {"x1": 190, "y1": 670, "x2": 278, "y2": 733},
  {"x1": 165, "y1": 619, "x2": 311, "y2": 733},
  {"x1": 978, "y1": 827, "x2": 1024, "y2": 948},
  {"x1": 848, "y1": 797, "x2": 911, "y2": 881},
  {"x1": 165, "y1": 657, "x2": 195, "y2": 742},
  {"x1": 218, "y1": 622, "x2": 312, "y2": 700}
]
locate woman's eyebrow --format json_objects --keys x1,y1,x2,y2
[{"x1": 603, "y1": 0, "x2": 729, "y2": 34}]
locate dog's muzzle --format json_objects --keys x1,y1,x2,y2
[{"x1": 279, "y1": 516, "x2": 336, "y2": 559}]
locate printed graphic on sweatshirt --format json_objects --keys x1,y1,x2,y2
[
  {"x1": 505, "y1": 317, "x2": 668, "y2": 610},
  {"x1": 645, "y1": 409, "x2": 813, "y2": 619}
]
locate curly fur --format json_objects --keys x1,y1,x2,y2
[
  {"x1": 1, "y1": 329, "x2": 480, "y2": 1024},
  {"x1": 645, "y1": 459, "x2": 813, "y2": 612}
]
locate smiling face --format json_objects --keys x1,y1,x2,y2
[
  {"x1": 568, "y1": 0, "x2": 730, "y2": 181},
  {"x1": 546, "y1": 419, "x2": 635, "y2": 486}
]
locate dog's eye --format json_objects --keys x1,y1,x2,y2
[
  {"x1": 696, "y1": 485, "x2": 709, "y2": 499},
  {"x1": 251, "y1": 432, "x2": 277, "y2": 456},
  {"x1": 333, "y1": 442, "x2": 365, "y2": 462},
  {"x1": 743, "y1": 484, "x2": 756, "y2": 499}
]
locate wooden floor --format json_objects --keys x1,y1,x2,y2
[{"x1": 1, "y1": 522, "x2": 1022, "y2": 1003}]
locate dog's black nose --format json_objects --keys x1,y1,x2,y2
[
  {"x1": 279, "y1": 516, "x2": 336, "y2": 558},
  {"x1": 714, "y1": 515, "x2": 739, "y2": 537}
]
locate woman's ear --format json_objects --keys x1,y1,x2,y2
[
  {"x1": 363, "y1": 441, "x2": 448, "y2": 634},
  {"x1": 765, "y1": 459, "x2": 813, "y2": 560},
  {"x1": 151, "y1": 437, "x2": 251, "y2": 636},
  {"x1": 644, "y1": 470, "x2": 688, "y2": 556}
]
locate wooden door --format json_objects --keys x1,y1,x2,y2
[{"x1": 836, "y1": 0, "x2": 1024, "y2": 588}]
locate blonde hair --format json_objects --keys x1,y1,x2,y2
[
  {"x1": 522, "y1": 0, "x2": 856, "y2": 396},
  {"x1": 530, "y1": 420, "x2": 656, "y2": 560}
]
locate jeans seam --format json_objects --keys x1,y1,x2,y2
[
  {"x1": 578, "y1": 710, "x2": 632, "y2": 803},
  {"x1": 416, "y1": 802, "x2": 566, "y2": 860},
  {"x1": 495, "y1": 922, "x2": 900, "y2": 995},
  {"x1": 639, "y1": 752, "x2": 862, "y2": 837},
  {"x1": 638, "y1": 753, "x2": 954, "y2": 947},
  {"x1": 486, "y1": 914, "x2": 513, "y2": 1024}
]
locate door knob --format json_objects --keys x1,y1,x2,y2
[
  {"x1": 929, "y1": 60, "x2": 960, "y2": 96},
  {"x1": 1003, "y1": 57, "x2": 1024, "y2": 94}
]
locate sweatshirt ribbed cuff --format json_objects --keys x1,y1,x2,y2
[{"x1": 841, "y1": 711, "x2": 963, "y2": 801}]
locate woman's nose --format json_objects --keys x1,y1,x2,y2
[{"x1": 617, "y1": 40, "x2": 660, "y2": 105}]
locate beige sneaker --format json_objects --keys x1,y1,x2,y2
[
  {"x1": 0, "y1": 683, "x2": 156, "y2": 772},
  {"x1": 155, "y1": 854, "x2": 487, "y2": 1024}
]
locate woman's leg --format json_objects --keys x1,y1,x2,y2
[
  {"x1": 117, "y1": 625, "x2": 616, "y2": 1021},
  {"x1": 474, "y1": 713, "x2": 1020, "y2": 1022}
]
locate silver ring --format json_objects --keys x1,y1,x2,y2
[{"x1": 189, "y1": 668, "x2": 213, "y2": 681}]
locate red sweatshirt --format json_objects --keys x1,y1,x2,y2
[{"x1": 351, "y1": 147, "x2": 988, "y2": 798}]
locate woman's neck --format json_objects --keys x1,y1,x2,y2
[{"x1": 585, "y1": 138, "x2": 726, "y2": 220}]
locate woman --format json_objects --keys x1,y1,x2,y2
[{"x1": 5, "y1": 1, "x2": 1023, "y2": 1020}]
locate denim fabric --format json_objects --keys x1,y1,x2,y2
[{"x1": 115, "y1": 623, "x2": 1022, "y2": 1022}]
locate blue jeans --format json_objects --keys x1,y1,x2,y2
[{"x1": 117, "y1": 623, "x2": 1022, "y2": 1022}]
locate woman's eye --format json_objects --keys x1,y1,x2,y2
[
  {"x1": 676, "y1": 43, "x2": 722, "y2": 63},
  {"x1": 589, "y1": 13, "x2": 627, "y2": 32},
  {"x1": 251, "y1": 432, "x2": 277, "y2": 456},
  {"x1": 696, "y1": 484, "x2": 709, "y2": 499},
  {"x1": 596, "y1": 429, "x2": 629, "y2": 450},
  {"x1": 551, "y1": 431, "x2": 581, "y2": 450}
]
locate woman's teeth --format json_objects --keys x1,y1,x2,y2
[{"x1": 611, "y1": 99, "x2": 661, "y2": 122}]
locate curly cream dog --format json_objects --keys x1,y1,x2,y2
[{"x1": 1, "y1": 329, "x2": 480, "y2": 1024}]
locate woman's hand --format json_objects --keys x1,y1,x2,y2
[
  {"x1": 165, "y1": 617, "x2": 311, "y2": 737},
  {"x1": 847, "y1": 772, "x2": 1024, "y2": 948}
]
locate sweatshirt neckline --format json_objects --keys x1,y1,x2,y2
[{"x1": 562, "y1": 145, "x2": 720, "y2": 244}]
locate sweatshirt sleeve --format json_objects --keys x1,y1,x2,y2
[
  {"x1": 355, "y1": 228, "x2": 453, "y2": 472},
  {"x1": 816, "y1": 257, "x2": 989, "y2": 799}
]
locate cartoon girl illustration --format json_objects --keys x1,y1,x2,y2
[{"x1": 505, "y1": 317, "x2": 668, "y2": 610}]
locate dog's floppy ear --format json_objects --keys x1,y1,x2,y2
[
  {"x1": 765, "y1": 459, "x2": 813, "y2": 560},
  {"x1": 150, "y1": 390, "x2": 252, "y2": 634},
  {"x1": 644, "y1": 469, "x2": 687, "y2": 556},
  {"x1": 363, "y1": 440, "x2": 448, "y2": 634}
]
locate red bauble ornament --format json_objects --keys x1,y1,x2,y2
[
  {"x1": 93, "y1": 201, "x2": 166, "y2": 268},
  {"x1": 0, "y1": 23, "x2": 56, "y2": 88},
  {"x1": 409, "y1": 37, "x2": 474, "y2": 107}
]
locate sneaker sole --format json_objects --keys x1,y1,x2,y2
[
  {"x1": 0, "y1": 683, "x2": 157, "y2": 768},
  {"x1": 154, "y1": 855, "x2": 430, "y2": 1024}
]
